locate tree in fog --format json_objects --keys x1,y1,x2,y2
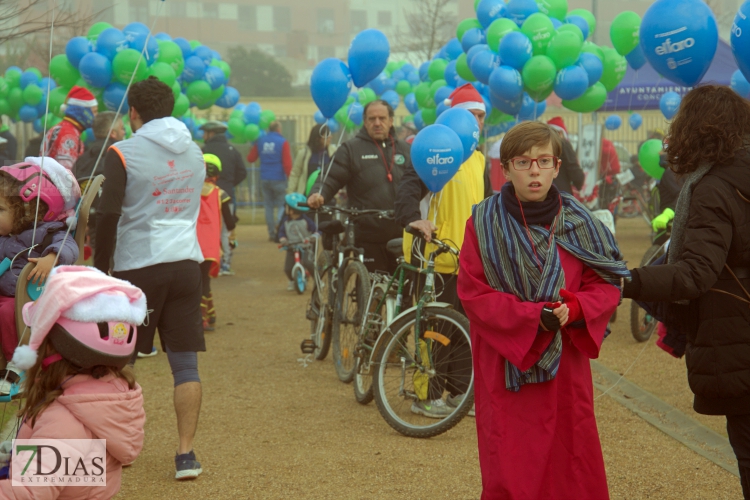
[
  {"x1": 228, "y1": 47, "x2": 293, "y2": 97},
  {"x1": 395, "y1": 0, "x2": 457, "y2": 62}
]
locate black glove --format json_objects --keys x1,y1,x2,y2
[
  {"x1": 621, "y1": 269, "x2": 641, "y2": 299},
  {"x1": 540, "y1": 305, "x2": 561, "y2": 332}
]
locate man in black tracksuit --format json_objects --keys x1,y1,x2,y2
[{"x1": 307, "y1": 100, "x2": 409, "y2": 273}]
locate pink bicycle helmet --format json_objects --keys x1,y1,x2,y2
[
  {"x1": 0, "y1": 162, "x2": 68, "y2": 222},
  {"x1": 47, "y1": 318, "x2": 137, "y2": 370}
]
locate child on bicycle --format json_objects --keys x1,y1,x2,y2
[
  {"x1": 0, "y1": 158, "x2": 80, "y2": 394},
  {"x1": 0, "y1": 265, "x2": 145, "y2": 498},
  {"x1": 278, "y1": 193, "x2": 316, "y2": 291},
  {"x1": 198, "y1": 154, "x2": 236, "y2": 331}
]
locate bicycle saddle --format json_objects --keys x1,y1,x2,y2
[
  {"x1": 386, "y1": 238, "x2": 404, "y2": 257},
  {"x1": 319, "y1": 220, "x2": 345, "y2": 235}
]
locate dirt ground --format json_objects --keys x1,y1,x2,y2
[{"x1": 115, "y1": 219, "x2": 743, "y2": 500}]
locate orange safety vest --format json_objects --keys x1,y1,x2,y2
[{"x1": 197, "y1": 183, "x2": 222, "y2": 278}]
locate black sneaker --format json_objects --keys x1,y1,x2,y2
[{"x1": 174, "y1": 450, "x2": 202, "y2": 480}]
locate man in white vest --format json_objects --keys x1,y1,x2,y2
[{"x1": 94, "y1": 76, "x2": 206, "y2": 481}]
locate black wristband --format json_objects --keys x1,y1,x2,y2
[
  {"x1": 622, "y1": 269, "x2": 641, "y2": 299},
  {"x1": 540, "y1": 307, "x2": 561, "y2": 332}
]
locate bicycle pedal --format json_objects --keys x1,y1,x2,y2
[{"x1": 300, "y1": 339, "x2": 316, "y2": 354}]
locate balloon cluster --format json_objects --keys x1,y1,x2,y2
[
  {"x1": 0, "y1": 66, "x2": 64, "y2": 132},
  {"x1": 224, "y1": 102, "x2": 276, "y2": 144}
]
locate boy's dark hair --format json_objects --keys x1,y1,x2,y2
[
  {"x1": 128, "y1": 76, "x2": 175, "y2": 124},
  {"x1": 0, "y1": 172, "x2": 49, "y2": 234}
]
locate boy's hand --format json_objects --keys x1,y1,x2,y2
[
  {"x1": 279, "y1": 237, "x2": 288, "y2": 245},
  {"x1": 27, "y1": 253, "x2": 57, "y2": 285}
]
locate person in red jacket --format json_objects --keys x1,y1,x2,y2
[{"x1": 41, "y1": 86, "x2": 98, "y2": 172}]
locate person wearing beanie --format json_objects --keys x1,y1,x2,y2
[
  {"x1": 394, "y1": 83, "x2": 493, "y2": 418},
  {"x1": 0, "y1": 265, "x2": 145, "y2": 498},
  {"x1": 41, "y1": 86, "x2": 98, "y2": 172},
  {"x1": 546, "y1": 116, "x2": 585, "y2": 194}
]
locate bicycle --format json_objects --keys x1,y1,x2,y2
[
  {"x1": 370, "y1": 229, "x2": 474, "y2": 439},
  {"x1": 279, "y1": 241, "x2": 311, "y2": 295},
  {"x1": 630, "y1": 223, "x2": 671, "y2": 342}
]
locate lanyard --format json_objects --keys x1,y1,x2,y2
[{"x1": 373, "y1": 137, "x2": 395, "y2": 183}]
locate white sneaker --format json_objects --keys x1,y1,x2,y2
[
  {"x1": 137, "y1": 347, "x2": 158, "y2": 358},
  {"x1": 410, "y1": 398, "x2": 453, "y2": 419},
  {"x1": 447, "y1": 393, "x2": 475, "y2": 417}
]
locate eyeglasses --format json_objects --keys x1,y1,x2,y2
[{"x1": 508, "y1": 155, "x2": 559, "y2": 171}]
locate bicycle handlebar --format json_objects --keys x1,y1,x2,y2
[
  {"x1": 405, "y1": 226, "x2": 459, "y2": 257},
  {"x1": 297, "y1": 203, "x2": 393, "y2": 220}
]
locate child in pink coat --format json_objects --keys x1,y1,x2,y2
[{"x1": 0, "y1": 265, "x2": 146, "y2": 499}]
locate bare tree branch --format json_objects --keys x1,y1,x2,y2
[{"x1": 394, "y1": 0, "x2": 456, "y2": 64}]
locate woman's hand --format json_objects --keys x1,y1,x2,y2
[{"x1": 27, "y1": 253, "x2": 57, "y2": 285}]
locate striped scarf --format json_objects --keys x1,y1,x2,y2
[{"x1": 472, "y1": 187, "x2": 628, "y2": 392}]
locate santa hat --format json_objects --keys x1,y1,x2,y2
[
  {"x1": 11, "y1": 266, "x2": 147, "y2": 371},
  {"x1": 547, "y1": 116, "x2": 568, "y2": 139},
  {"x1": 444, "y1": 83, "x2": 486, "y2": 112},
  {"x1": 24, "y1": 156, "x2": 82, "y2": 226},
  {"x1": 59, "y1": 86, "x2": 97, "y2": 113}
]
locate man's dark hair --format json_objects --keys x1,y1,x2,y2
[
  {"x1": 363, "y1": 99, "x2": 394, "y2": 119},
  {"x1": 128, "y1": 76, "x2": 175, "y2": 124}
]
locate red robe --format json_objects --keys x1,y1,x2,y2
[{"x1": 457, "y1": 217, "x2": 620, "y2": 500}]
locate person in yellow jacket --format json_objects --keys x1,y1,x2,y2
[{"x1": 394, "y1": 83, "x2": 493, "y2": 419}]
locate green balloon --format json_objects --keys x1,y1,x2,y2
[
  {"x1": 22, "y1": 84, "x2": 43, "y2": 105},
  {"x1": 171, "y1": 81, "x2": 181, "y2": 98},
  {"x1": 334, "y1": 106, "x2": 348, "y2": 124},
  {"x1": 28, "y1": 68, "x2": 43, "y2": 80},
  {"x1": 522, "y1": 55, "x2": 556, "y2": 92},
  {"x1": 638, "y1": 139, "x2": 665, "y2": 180},
  {"x1": 562, "y1": 82, "x2": 607, "y2": 112},
  {"x1": 395, "y1": 80, "x2": 411, "y2": 96},
  {"x1": 568, "y1": 9, "x2": 595, "y2": 37},
  {"x1": 457, "y1": 18, "x2": 483, "y2": 41},
  {"x1": 4, "y1": 69, "x2": 20, "y2": 88},
  {"x1": 245, "y1": 123, "x2": 261, "y2": 142},
  {"x1": 208, "y1": 84, "x2": 224, "y2": 104},
  {"x1": 422, "y1": 108, "x2": 437, "y2": 125},
  {"x1": 430, "y1": 79, "x2": 447, "y2": 96},
  {"x1": 113, "y1": 49, "x2": 148, "y2": 85},
  {"x1": 259, "y1": 109, "x2": 276, "y2": 130},
  {"x1": 358, "y1": 88, "x2": 377, "y2": 106},
  {"x1": 228, "y1": 118, "x2": 245, "y2": 137},
  {"x1": 456, "y1": 53, "x2": 476, "y2": 81},
  {"x1": 557, "y1": 23, "x2": 584, "y2": 42},
  {"x1": 600, "y1": 48, "x2": 627, "y2": 92},
  {"x1": 546, "y1": 31, "x2": 582, "y2": 70},
  {"x1": 428, "y1": 59, "x2": 448, "y2": 82},
  {"x1": 536, "y1": 0, "x2": 568, "y2": 21},
  {"x1": 0, "y1": 99, "x2": 9, "y2": 117},
  {"x1": 414, "y1": 82, "x2": 432, "y2": 108},
  {"x1": 48, "y1": 87, "x2": 69, "y2": 117},
  {"x1": 148, "y1": 62, "x2": 177, "y2": 87},
  {"x1": 157, "y1": 41, "x2": 185, "y2": 76},
  {"x1": 610, "y1": 11, "x2": 641, "y2": 56},
  {"x1": 229, "y1": 109, "x2": 243, "y2": 120},
  {"x1": 189, "y1": 40, "x2": 201, "y2": 50},
  {"x1": 521, "y1": 13, "x2": 555, "y2": 56},
  {"x1": 7, "y1": 87, "x2": 22, "y2": 113},
  {"x1": 87, "y1": 22, "x2": 113, "y2": 42},
  {"x1": 186, "y1": 80, "x2": 212, "y2": 107},
  {"x1": 214, "y1": 60, "x2": 231, "y2": 81},
  {"x1": 386, "y1": 61, "x2": 400, "y2": 75},
  {"x1": 486, "y1": 18, "x2": 520, "y2": 52},
  {"x1": 581, "y1": 41, "x2": 604, "y2": 61},
  {"x1": 49, "y1": 54, "x2": 80, "y2": 88}
]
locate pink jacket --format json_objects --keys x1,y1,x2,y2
[{"x1": 0, "y1": 373, "x2": 145, "y2": 499}]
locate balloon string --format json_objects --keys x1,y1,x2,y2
[{"x1": 316, "y1": 103, "x2": 355, "y2": 195}]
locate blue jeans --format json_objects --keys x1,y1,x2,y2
[{"x1": 262, "y1": 180, "x2": 286, "y2": 239}]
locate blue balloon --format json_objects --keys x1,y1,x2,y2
[
  {"x1": 4, "y1": 67, "x2": 21, "y2": 78},
  {"x1": 405, "y1": 93, "x2": 419, "y2": 114},
  {"x1": 419, "y1": 62, "x2": 431, "y2": 81},
  {"x1": 489, "y1": 65, "x2": 523, "y2": 100},
  {"x1": 33, "y1": 118, "x2": 43, "y2": 134},
  {"x1": 577, "y1": 53, "x2": 603, "y2": 86},
  {"x1": 499, "y1": 32, "x2": 533, "y2": 70},
  {"x1": 154, "y1": 32, "x2": 172, "y2": 41},
  {"x1": 659, "y1": 91, "x2": 681, "y2": 119},
  {"x1": 123, "y1": 22, "x2": 150, "y2": 43},
  {"x1": 193, "y1": 46, "x2": 213, "y2": 65},
  {"x1": 39, "y1": 77, "x2": 56, "y2": 91},
  {"x1": 103, "y1": 82, "x2": 129, "y2": 112},
  {"x1": 311, "y1": 58, "x2": 352, "y2": 118},
  {"x1": 79, "y1": 52, "x2": 112, "y2": 88},
  {"x1": 554, "y1": 65, "x2": 589, "y2": 100},
  {"x1": 381, "y1": 90, "x2": 400, "y2": 110},
  {"x1": 382, "y1": 78, "x2": 396, "y2": 92},
  {"x1": 243, "y1": 102, "x2": 262, "y2": 124},
  {"x1": 19, "y1": 104, "x2": 38, "y2": 123},
  {"x1": 435, "y1": 108, "x2": 480, "y2": 162},
  {"x1": 130, "y1": 33, "x2": 159, "y2": 65},
  {"x1": 326, "y1": 118, "x2": 340, "y2": 133},
  {"x1": 349, "y1": 102, "x2": 364, "y2": 125},
  {"x1": 629, "y1": 113, "x2": 643, "y2": 130},
  {"x1": 444, "y1": 60, "x2": 460, "y2": 87},
  {"x1": 733, "y1": 1, "x2": 750, "y2": 84},
  {"x1": 469, "y1": 49, "x2": 500, "y2": 84},
  {"x1": 507, "y1": 0, "x2": 539, "y2": 27},
  {"x1": 477, "y1": 0, "x2": 508, "y2": 29},
  {"x1": 436, "y1": 46, "x2": 449, "y2": 60},
  {"x1": 434, "y1": 86, "x2": 454, "y2": 105},
  {"x1": 490, "y1": 90, "x2": 523, "y2": 115},
  {"x1": 182, "y1": 56, "x2": 206, "y2": 82},
  {"x1": 402, "y1": 63, "x2": 416, "y2": 74},
  {"x1": 349, "y1": 91, "x2": 360, "y2": 102},
  {"x1": 407, "y1": 72, "x2": 421, "y2": 86},
  {"x1": 96, "y1": 28, "x2": 127, "y2": 60},
  {"x1": 466, "y1": 44, "x2": 489, "y2": 65},
  {"x1": 314, "y1": 110, "x2": 326, "y2": 124},
  {"x1": 641, "y1": 0, "x2": 718, "y2": 87},
  {"x1": 565, "y1": 16, "x2": 589, "y2": 41},
  {"x1": 436, "y1": 101, "x2": 450, "y2": 117},
  {"x1": 391, "y1": 69, "x2": 405, "y2": 82},
  {"x1": 234, "y1": 103, "x2": 246, "y2": 112},
  {"x1": 732, "y1": 69, "x2": 750, "y2": 97},
  {"x1": 216, "y1": 86, "x2": 240, "y2": 108},
  {"x1": 35, "y1": 100, "x2": 47, "y2": 116},
  {"x1": 83, "y1": 127, "x2": 95, "y2": 144},
  {"x1": 626, "y1": 44, "x2": 647, "y2": 70},
  {"x1": 204, "y1": 66, "x2": 226, "y2": 90},
  {"x1": 211, "y1": 50, "x2": 222, "y2": 62},
  {"x1": 518, "y1": 93, "x2": 546, "y2": 121},
  {"x1": 414, "y1": 110, "x2": 426, "y2": 130},
  {"x1": 551, "y1": 18, "x2": 562, "y2": 29},
  {"x1": 445, "y1": 38, "x2": 464, "y2": 60},
  {"x1": 461, "y1": 28, "x2": 486, "y2": 53},
  {"x1": 66, "y1": 37, "x2": 91, "y2": 68},
  {"x1": 173, "y1": 37, "x2": 192, "y2": 59},
  {"x1": 348, "y1": 29, "x2": 390, "y2": 87},
  {"x1": 369, "y1": 72, "x2": 388, "y2": 95},
  {"x1": 605, "y1": 115, "x2": 622, "y2": 130},
  {"x1": 19, "y1": 71, "x2": 39, "y2": 90},
  {"x1": 411, "y1": 124, "x2": 464, "y2": 192}
]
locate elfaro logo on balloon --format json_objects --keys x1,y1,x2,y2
[{"x1": 655, "y1": 37, "x2": 696, "y2": 56}]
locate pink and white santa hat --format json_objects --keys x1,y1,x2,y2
[{"x1": 444, "y1": 83, "x2": 486, "y2": 113}]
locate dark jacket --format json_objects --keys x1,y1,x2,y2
[
  {"x1": 74, "y1": 138, "x2": 113, "y2": 179},
  {"x1": 0, "y1": 130, "x2": 17, "y2": 161},
  {"x1": 319, "y1": 127, "x2": 409, "y2": 243},
  {"x1": 202, "y1": 134, "x2": 247, "y2": 203},
  {"x1": 553, "y1": 139, "x2": 585, "y2": 194},
  {"x1": 657, "y1": 165, "x2": 682, "y2": 213},
  {"x1": 629, "y1": 151, "x2": 750, "y2": 415}
]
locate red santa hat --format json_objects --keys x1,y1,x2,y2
[
  {"x1": 60, "y1": 86, "x2": 98, "y2": 113},
  {"x1": 444, "y1": 83, "x2": 486, "y2": 113},
  {"x1": 547, "y1": 116, "x2": 568, "y2": 139}
]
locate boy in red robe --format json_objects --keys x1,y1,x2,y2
[{"x1": 457, "y1": 121, "x2": 627, "y2": 500}]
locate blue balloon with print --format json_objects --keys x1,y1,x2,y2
[
  {"x1": 19, "y1": 105, "x2": 38, "y2": 123},
  {"x1": 553, "y1": 65, "x2": 589, "y2": 100},
  {"x1": 348, "y1": 29, "x2": 390, "y2": 87},
  {"x1": 204, "y1": 66, "x2": 226, "y2": 90},
  {"x1": 578, "y1": 53, "x2": 603, "y2": 85},
  {"x1": 467, "y1": 44, "x2": 490, "y2": 65},
  {"x1": 469, "y1": 49, "x2": 500, "y2": 84},
  {"x1": 732, "y1": 1, "x2": 750, "y2": 83},
  {"x1": 19, "y1": 71, "x2": 39, "y2": 90},
  {"x1": 79, "y1": 52, "x2": 112, "y2": 88},
  {"x1": 499, "y1": 32, "x2": 533, "y2": 70},
  {"x1": 380, "y1": 90, "x2": 400, "y2": 111},
  {"x1": 434, "y1": 86, "x2": 454, "y2": 106},
  {"x1": 193, "y1": 46, "x2": 213, "y2": 65},
  {"x1": 477, "y1": 0, "x2": 508, "y2": 29},
  {"x1": 518, "y1": 93, "x2": 546, "y2": 121},
  {"x1": 311, "y1": 58, "x2": 352, "y2": 119},
  {"x1": 391, "y1": 69, "x2": 405, "y2": 82},
  {"x1": 216, "y1": 86, "x2": 240, "y2": 108},
  {"x1": 314, "y1": 110, "x2": 326, "y2": 124},
  {"x1": 173, "y1": 37, "x2": 192, "y2": 59},
  {"x1": 66, "y1": 37, "x2": 91, "y2": 68},
  {"x1": 462, "y1": 28, "x2": 486, "y2": 53},
  {"x1": 405, "y1": 93, "x2": 419, "y2": 114},
  {"x1": 349, "y1": 102, "x2": 364, "y2": 125},
  {"x1": 40, "y1": 77, "x2": 55, "y2": 92},
  {"x1": 411, "y1": 124, "x2": 465, "y2": 192},
  {"x1": 605, "y1": 115, "x2": 622, "y2": 130},
  {"x1": 640, "y1": 0, "x2": 718, "y2": 87},
  {"x1": 182, "y1": 56, "x2": 206, "y2": 83},
  {"x1": 445, "y1": 38, "x2": 464, "y2": 60},
  {"x1": 436, "y1": 101, "x2": 450, "y2": 117},
  {"x1": 382, "y1": 78, "x2": 396, "y2": 92},
  {"x1": 96, "y1": 28, "x2": 127, "y2": 60},
  {"x1": 414, "y1": 110, "x2": 425, "y2": 130},
  {"x1": 435, "y1": 107, "x2": 480, "y2": 163},
  {"x1": 629, "y1": 113, "x2": 643, "y2": 130},
  {"x1": 731, "y1": 69, "x2": 750, "y2": 97},
  {"x1": 130, "y1": 33, "x2": 159, "y2": 65},
  {"x1": 103, "y1": 82, "x2": 129, "y2": 112},
  {"x1": 444, "y1": 60, "x2": 460, "y2": 86},
  {"x1": 489, "y1": 65, "x2": 523, "y2": 100},
  {"x1": 490, "y1": 91, "x2": 523, "y2": 115},
  {"x1": 243, "y1": 102, "x2": 262, "y2": 124},
  {"x1": 155, "y1": 32, "x2": 172, "y2": 41},
  {"x1": 565, "y1": 16, "x2": 589, "y2": 40},
  {"x1": 659, "y1": 91, "x2": 681, "y2": 119},
  {"x1": 123, "y1": 22, "x2": 149, "y2": 43},
  {"x1": 626, "y1": 44, "x2": 647, "y2": 70},
  {"x1": 507, "y1": 0, "x2": 539, "y2": 27},
  {"x1": 419, "y1": 62, "x2": 430, "y2": 81}
]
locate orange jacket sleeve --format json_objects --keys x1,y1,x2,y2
[
  {"x1": 282, "y1": 141, "x2": 293, "y2": 177},
  {"x1": 247, "y1": 144, "x2": 258, "y2": 163}
]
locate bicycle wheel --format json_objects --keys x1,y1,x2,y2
[
  {"x1": 372, "y1": 306, "x2": 474, "y2": 438},
  {"x1": 332, "y1": 260, "x2": 370, "y2": 383},
  {"x1": 308, "y1": 253, "x2": 333, "y2": 361},
  {"x1": 294, "y1": 266, "x2": 306, "y2": 294},
  {"x1": 630, "y1": 244, "x2": 662, "y2": 342},
  {"x1": 353, "y1": 284, "x2": 389, "y2": 405}
]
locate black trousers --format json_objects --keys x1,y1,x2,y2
[
  {"x1": 200, "y1": 261, "x2": 212, "y2": 296},
  {"x1": 727, "y1": 414, "x2": 750, "y2": 499},
  {"x1": 360, "y1": 241, "x2": 399, "y2": 275}
]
